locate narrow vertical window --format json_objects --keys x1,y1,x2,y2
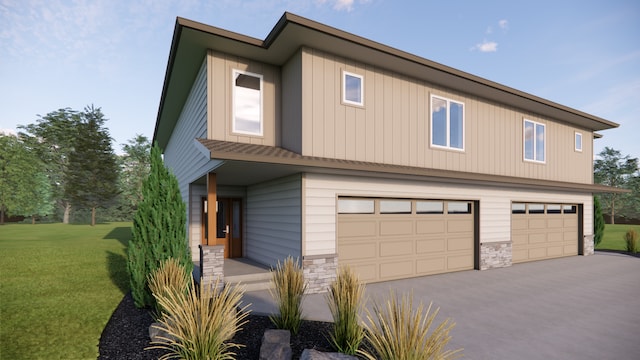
[
  {"x1": 575, "y1": 132, "x2": 583, "y2": 152},
  {"x1": 524, "y1": 119, "x2": 545, "y2": 163},
  {"x1": 342, "y1": 71, "x2": 364, "y2": 106},
  {"x1": 430, "y1": 95, "x2": 465, "y2": 151},
  {"x1": 232, "y1": 69, "x2": 263, "y2": 136}
]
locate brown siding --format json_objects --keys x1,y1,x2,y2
[
  {"x1": 207, "y1": 50, "x2": 281, "y2": 146},
  {"x1": 299, "y1": 48, "x2": 593, "y2": 184}
]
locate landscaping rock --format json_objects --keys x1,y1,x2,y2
[
  {"x1": 259, "y1": 329, "x2": 292, "y2": 360},
  {"x1": 148, "y1": 322, "x2": 174, "y2": 343},
  {"x1": 300, "y1": 349, "x2": 359, "y2": 360}
]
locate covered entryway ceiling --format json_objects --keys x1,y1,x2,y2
[
  {"x1": 511, "y1": 203, "x2": 579, "y2": 263},
  {"x1": 337, "y1": 197, "x2": 475, "y2": 283}
]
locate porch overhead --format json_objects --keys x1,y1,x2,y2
[{"x1": 196, "y1": 138, "x2": 627, "y2": 194}]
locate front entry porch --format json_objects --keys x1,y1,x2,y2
[{"x1": 194, "y1": 254, "x2": 273, "y2": 291}]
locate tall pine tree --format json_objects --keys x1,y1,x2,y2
[
  {"x1": 127, "y1": 144, "x2": 192, "y2": 309},
  {"x1": 64, "y1": 105, "x2": 119, "y2": 225},
  {"x1": 593, "y1": 196, "x2": 605, "y2": 247}
]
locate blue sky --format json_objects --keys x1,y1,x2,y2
[{"x1": 1, "y1": 0, "x2": 639, "y2": 159}]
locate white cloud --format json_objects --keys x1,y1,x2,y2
[
  {"x1": 0, "y1": 129, "x2": 17, "y2": 137},
  {"x1": 471, "y1": 40, "x2": 498, "y2": 53},
  {"x1": 316, "y1": 0, "x2": 370, "y2": 12},
  {"x1": 499, "y1": 19, "x2": 508, "y2": 30}
]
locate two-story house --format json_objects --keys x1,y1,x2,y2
[{"x1": 153, "y1": 13, "x2": 620, "y2": 293}]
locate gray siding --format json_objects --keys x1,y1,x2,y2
[
  {"x1": 281, "y1": 49, "x2": 303, "y2": 153},
  {"x1": 299, "y1": 48, "x2": 593, "y2": 184},
  {"x1": 245, "y1": 174, "x2": 302, "y2": 267}
]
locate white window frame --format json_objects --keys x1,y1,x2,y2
[
  {"x1": 232, "y1": 69, "x2": 263, "y2": 136},
  {"x1": 430, "y1": 95, "x2": 465, "y2": 151},
  {"x1": 523, "y1": 119, "x2": 546, "y2": 163},
  {"x1": 575, "y1": 132, "x2": 583, "y2": 152},
  {"x1": 342, "y1": 70, "x2": 364, "y2": 107}
]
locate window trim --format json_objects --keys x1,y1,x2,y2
[
  {"x1": 342, "y1": 70, "x2": 364, "y2": 107},
  {"x1": 232, "y1": 69, "x2": 264, "y2": 136},
  {"x1": 523, "y1": 119, "x2": 546, "y2": 163},
  {"x1": 430, "y1": 95, "x2": 465, "y2": 152},
  {"x1": 575, "y1": 132, "x2": 583, "y2": 152}
]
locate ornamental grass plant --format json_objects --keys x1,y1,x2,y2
[
  {"x1": 624, "y1": 228, "x2": 638, "y2": 253},
  {"x1": 147, "y1": 258, "x2": 191, "y2": 318},
  {"x1": 147, "y1": 277, "x2": 250, "y2": 360},
  {"x1": 358, "y1": 291, "x2": 462, "y2": 360},
  {"x1": 326, "y1": 266, "x2": 365, "y2": 355},
  {"x1": 269, "y1": 256, "x2": 307, "y2": 335}
]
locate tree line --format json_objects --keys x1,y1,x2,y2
[
  {"x1": 594, "y1": 147, "x2": 640, "y2": 224},
  {"x1": 0, "y1": 106, "x2": 150, "y2": 225}
]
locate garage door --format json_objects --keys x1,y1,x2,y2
[
  {"x1": 337, "y1": 198, "x2": 475, "y2": 283},
  {"x1": 511, "y1": 203, "x2": 578, "y2": 263}
]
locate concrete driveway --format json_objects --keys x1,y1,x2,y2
[{"x1": 243, "y1": 252, "x2": 640, "y2": 359}]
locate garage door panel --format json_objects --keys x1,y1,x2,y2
[
  {"x1": 416, "y1": 257, "x2": 446, "y2": 274},
  {"x1": 564, "y1": 218, "x2": 578, "y2": 227},
  {"x1": 416, "y1": 238, "x2": 446, "y2": 253},
  {"x1": 547, "y1": 232, "x2": 563, "y2": 243},
  {"x1": 548, "y1": 219, "x2": 563, "y2": 228},
  {"x1": 529, "y1": 247, "x2": 547, "y2": 259},
  {"x1": 447, "y1": 254, "x2": 474, "y2": 270},
  {"x1": 512, "y1": 234, "x2": 528, "y2": 245},
  {"x1": 380, "y1": 261, "x2": 413, "y2": 279},
  {"x1": 380, "y1": 240, "x2": 413, "y2": 257},
  {"x1": 447, "y1": 236, "x2": 473, "y2": 251},
  {"x1": 416, "y1": 220, "x2": 445, "y2": 234},
  {"x1": 564, "y1": 245, "x2": 577, "y2": 255},
  {"x1": 547, "y1": 246, "x2": 563, "y2": 257},
  {"x1": 339, "y1": 221, "x2": 377, "y2": 237},
  {"x1": 447, "y1": 219, "x2": 473, "y2": 233},
  {"x1": 340, "y1": 242, "x2": 376, "y2": 261},
  {"x1": 529, "y1": 219, "x2": 546, "y2": 229},
  {"x1": 512, "y1": 218, "x2": 528, "y2": 230},
  {"x1": 564, "y1": 231, "x2": 578, "y2": 241},
  {"x1": 380, "y1": 220, "x2": 413, "y2": 236},
  {"x1": 512, "y1": 249, "x2": 528, "y2": 262},
  {"x1": 529, "y1": 233, "x2": 546, "y2": 244},
  {"x1": 351, "y1": 264, "x2": 377, "y2": 282}
]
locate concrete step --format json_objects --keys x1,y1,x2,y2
[{"x1": 226, "y1": 271, "x2": 273, "y2": 292}]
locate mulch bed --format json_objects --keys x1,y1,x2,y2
[{"x1": 98, "y1": 292, "x2": 335, "y2": 359}]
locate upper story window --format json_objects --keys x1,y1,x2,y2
[
  {"x1": 575, "y1": 132, "x2": 583, "y2": 152},
  {"x1": 232, "y1": 69, "x2": 263, "y2": 136},
  {"x1": 431, "y1": 95, "x2": 464, "y2": 151},
  {"x1": 342, "y1": 71, "x2": 364, "y2": 106},
  {"x1": 523, "y1": 119, "x2": 545, "y2": 163}
]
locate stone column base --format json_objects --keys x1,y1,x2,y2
[
  {"x1": 583, "y1": 234, "x2": 594, "y2": 256},
  {"x1": 480, "y1": 241, "x2": 512, "y2": 270},
  {"x1": 302, "y1": 254, "x2": 337, "y2": 294},
  {"x1": 199, "y1": 244, "x2": 224, "y2": 288}
]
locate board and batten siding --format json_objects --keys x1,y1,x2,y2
[
  {"x1": 245, "y1": 174, "x2": 302, "y2": 267},
  {"x1": 207, "y1": 50, "x2": 281, "y2": 146},
  {"x1": 298, "y1": 47, "x2": 593, "y2": 184},
  {"x1": 303, "y1": 173, "x2": 593, "y2": 257}
]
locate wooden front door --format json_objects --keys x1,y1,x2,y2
[{"x1": 202, "y1": 197, "x2": 242, "y2": 258}]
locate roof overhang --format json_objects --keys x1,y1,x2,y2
[
  {"x1": 196, "y1": 139, "x2": 628, "y2": 194},
  {"x1": 154, "y1": 13, "x2": 619, "y2": 150}
]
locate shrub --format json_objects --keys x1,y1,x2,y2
[
  {"x1": 624, "y1": 229, "x2": 638, "y2": 253},
  {"x1": 326, "y1": 266, "x2": 365, "y2": 355},
  {"x1": 127, "y1": 144, "x2": 192, "y2": 309},
  {"x1": 594, "y1": 196, "x2": 605, "y2": 247},
  {"x1": 269, "y1": 256, "x2": 306, "y2": 335},
  {"x1": 148, "y1": 258, "x2": 191, "y2": 317},
  {"x1": 147, "y1": 277, "x2": 250, "y2": 360},
  {"x1": 358, "y1": 292, "x2": 462, "y2": 360}
]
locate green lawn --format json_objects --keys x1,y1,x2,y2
[
  {"x1": 0, "y1": 222, "x2": 132, "y2": 360},
  {"x1": 596, "y1": 224, "x2": 640, "y2": 251}
]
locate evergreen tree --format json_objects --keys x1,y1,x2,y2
[
  {"x1": 64, "y1": 105, "x2": 120, "y2": 226},
  {"x1": 593, "y1": 196, "x2": 605, "y2": 247},
  {"x1": 127, "y1": 144, "x2": 192, "y2": 309}
]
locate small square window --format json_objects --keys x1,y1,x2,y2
[
  {"x1": 575, "y1": 132, "x2": 583, "y2": 152},
  {"x1": 342, "y1": 71, "x2": 363, "y2": 106}
]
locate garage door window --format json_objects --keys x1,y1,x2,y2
[
  {"x1": 563, "y1": 205, "x2": 577, "y2": 214},
  {"x1": 380, "y1": 200, "x2": 411, "y2": 214},
  {"x1": 528, "y1": 204, "x2": 545, "y2": 214},
  {"x1": 338, "y1": 199, "x2": 374, "y2": 214},
  {"x1": 547, "y1": 204, "x2": 562, "y2": 214},
  {"x1": 416, "y1": 201, "x2": 444, "y2": 214},
  {"x1": 448, "y1": 201, "x2": 471, "y2": 214},
  {"x1": 512, "y1": 203, "x2": 526, "y2": 214}
]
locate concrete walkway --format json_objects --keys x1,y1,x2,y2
[{"x1": 242, "y1": 252, "x2": 640, "y2": 359}]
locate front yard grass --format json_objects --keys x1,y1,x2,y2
[
  {"x1": 596, "y1": 224, "x2": 640, "y2": 252},
  {"x1": 0, "y1": 222, "x2": 132, "y2": 360}
]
